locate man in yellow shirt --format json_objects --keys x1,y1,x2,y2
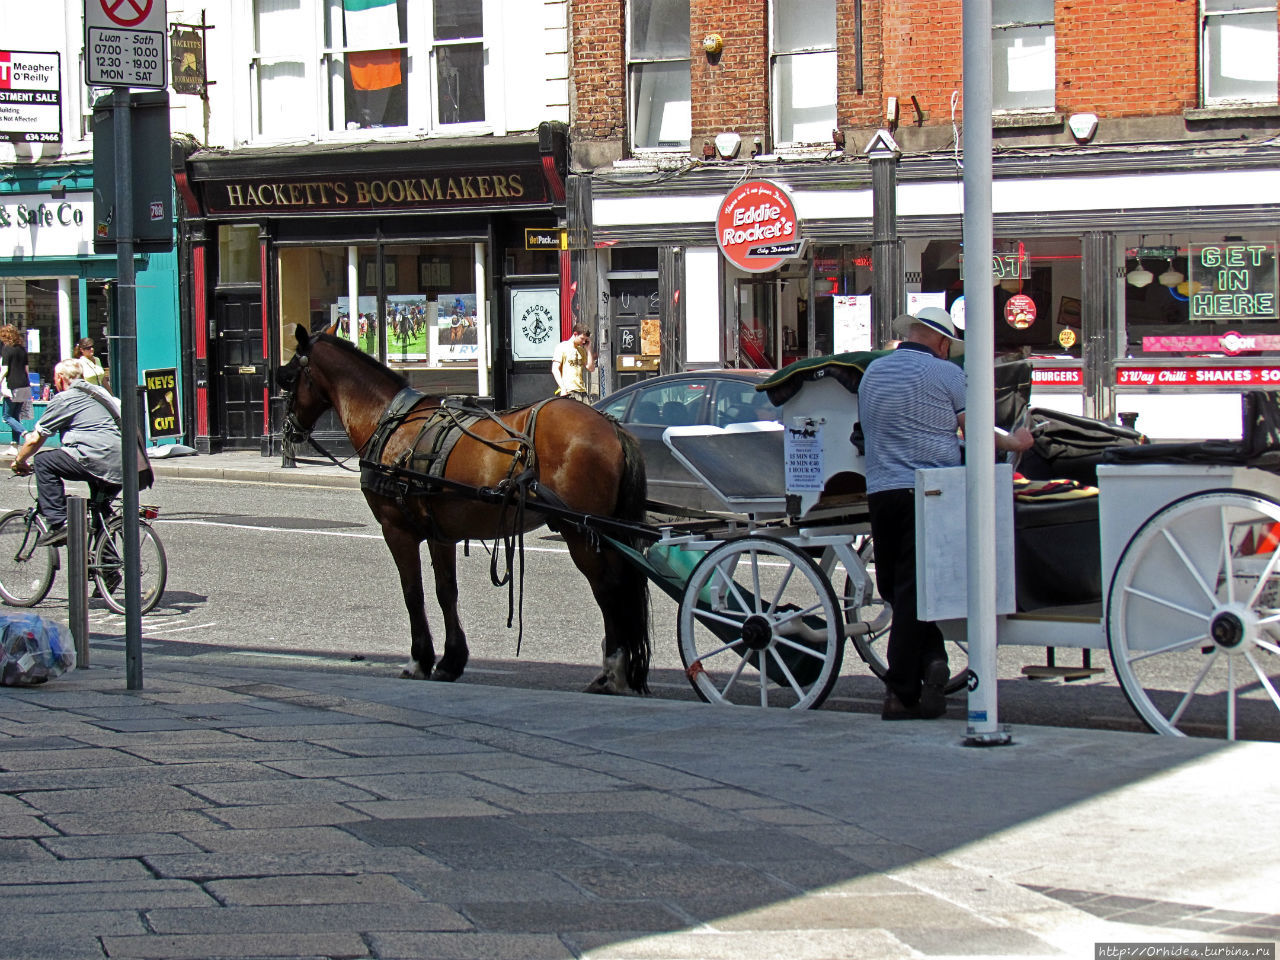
[{"x1": 551, "y1": 322, "x2": 597, "y2": 402}]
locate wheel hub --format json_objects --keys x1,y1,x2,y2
[
  {"x1": 741, "y1": 614, "x2": 774, "y2": 651},
  {"x1": 1210, "y1": 610, "x2": 1246, "y2": 649}
]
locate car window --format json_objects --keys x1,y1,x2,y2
[
  {"x1": 599, "y1": 393, "x2": 631, "y2": 420},
  {"x1": 630, "y1": 380, "x2": 710, "y2": 426},
  {"x1": 714, "y1": 380, "x2": 779, "y2": 426}
]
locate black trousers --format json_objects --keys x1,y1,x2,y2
[
  {"x1": 868, "y1": 488, "x2": 947, "y2": 705},
  {"x1": 33, "y1": 449, "x2": 116, "y2": 527}
]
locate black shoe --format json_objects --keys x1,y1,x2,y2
[
  {"x1": 881, "y1": 690, "x2": 921, "y2": 721},
  {"x1": 918, "y1": 660, "x2": 950, "y2": 719},
  {"x1": 35, "y1": 523, "x2": 67, "y2": 548}
]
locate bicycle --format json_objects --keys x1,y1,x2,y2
[{"x1": 0, "y1": 482, "x2": 167, "y2": 614}]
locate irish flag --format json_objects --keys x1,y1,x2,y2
[
  {"x1": 344, "y1": 0, "x2": 401, "y2": 91},
  {"x1": 343, "y1": 0, "x2": 398, "y2": 49}
]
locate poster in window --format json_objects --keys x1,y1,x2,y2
[
  {"x1": 432, "y1": 293, "x2": 478, "y2": 364},
  {"x1": 385, "y1": 295, "x2": 431, "y2": 361},
  {"x1": 419, "y1": 256, "x2": 451, "y2": 289},
  {"x1": 511, "y1": 287, "x2": 559, "y2": 361},
  {"x1": 833, "y1": 295, "x2": 871, "y2": 352},
  {"x1": 1057, "y1": 296, "x2": 1082, "y2": 329},
  {"x1": 640, "y1": 315, "x2": 661, "y2": 356},
  {"x1": 361, "y1": 256, "x2": 397, "y2": 290}
]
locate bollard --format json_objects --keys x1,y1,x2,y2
[{"x1": 66, "y1": 495, "x2": 90, "y2": 668}]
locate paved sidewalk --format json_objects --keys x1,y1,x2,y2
[
  {"x1": 1, "y1": 645, "x2": 1278, "y2": 960},
  {"x1": 146, "y1": 449, "x2": 362, "y2": 489}
]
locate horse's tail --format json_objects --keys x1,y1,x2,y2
[{"x1": 612, "y1": 423, "x2": 652, "y2": 694}]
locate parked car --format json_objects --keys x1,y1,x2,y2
[{"x1": 594, "y1": 370, "x2": 778, "y2": 514}]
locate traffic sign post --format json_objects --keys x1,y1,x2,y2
[
  {"x1": 85, "y1": 0, "x2": 168, "y2": 689},
  {"x1": 85, "y1": 0, "x2": 167, "y2": 89}
]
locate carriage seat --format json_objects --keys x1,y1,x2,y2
[{"x1": 1013, "y1": 496, "x2": 1101, "y2": 612}]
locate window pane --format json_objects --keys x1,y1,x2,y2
[
  {"x1": 436, "y1": 43, "x2": 485, "y2": 123},
  {"x1": 630, "y1": 0, "x2": 690, "y2": 59},
  {"x1": 631, "y1": 61, "x2": 691, "y2": 148},
  {"x1": 774, "y1": 50, "x2": 836, "y2": 143},
  {"x1": 339, "y1": 0, "x2": 406, "y2": 48},
  {"x1": 1206, "y1": 11, "x2": 1278, "y2": 101},
  {"x1": 774, "y1": 0, "x2": 835, "y2": 53},
  {"x1": 334, "y1": 50, "x2": 408, "y2": 129},
  {"x1": 218, "y1": 225, "x2": 262, "y2": 285},
  {"x1": 992, "y1": 0, "x2": 1053, "y2": 25},
  {"x1": 257, "y1": 60, "x2": 309, "y2": 136},
  {"x1": 435, "y1": 0, "x2": 482, "y2": 40},
  {"x1": 993, "y1": 25, "x2": 1055, "y2": 111},
  {"x1": 256, "y1": 0, "x2": 303, "y2": 55}
]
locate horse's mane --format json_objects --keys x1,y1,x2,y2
[{"x1": 310, "y1": 332, "x2": 409, "y2": 394}]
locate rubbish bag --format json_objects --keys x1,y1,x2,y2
[{"x1": 0, "y1": 614, "x2": 74, "y2": 685}]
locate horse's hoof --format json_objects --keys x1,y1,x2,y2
[
  {"x1": 400, "y1": 665, "x2": 429, "y2": 680},
  {"x1": 429, "y1": 668, "x2": 459, "y2": 682},
  {"x1": 583, "y1": 673, "x2": 620, "y2": 695}
]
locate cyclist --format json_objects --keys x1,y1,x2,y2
[{"x1": 10, "y1": 358, "x2": 122, "y2": 548}]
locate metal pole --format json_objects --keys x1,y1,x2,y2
[
  {"x1": 962, "y1": 0, "x2": 1007, "y2": 745},
  {"x1": 112, "y1": 88, "x2": 143, "y2": 690},
  {"x1": 67, "y1": 496, "x2": 89, "y2": 669}
]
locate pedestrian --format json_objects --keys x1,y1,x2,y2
[
  {"x1": 551, "y1": 322, "x2": 597, "y2": 402},
  {"x1": 9, "y1": 358, "x2": 123, "y2": 548},
  {"x1": 73, "y1": 337, "x2": 107, "y2": 388},
  {"x1": 857, "y1": 306, "x2": 1033, "y2": 721},
  {"x1": 0, "y1": 324, "x2": 32, "y2": 457}
]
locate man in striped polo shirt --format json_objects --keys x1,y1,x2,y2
[{"x1": 859, "y1": 307, "x2": 1033, "y2": 720}]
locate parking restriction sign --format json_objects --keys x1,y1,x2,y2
[{"x1": 84, "y1": 0, "x2": 167, "y2": 88}]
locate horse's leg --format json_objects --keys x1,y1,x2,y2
[
  {"x1": 563, "y1": 530, "x2": 651, "y2": 695},
  {"x1": 381, "y1": 524, "x2": 437, "y2": 680},
  {"x1": 425, "y1": 540, "x2": 469, "y2": 682}
]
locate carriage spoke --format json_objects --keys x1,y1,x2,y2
[
  {"x1": 1246, "y1": 545, "x2": 1280, "y2": 608},
  {"x1": 1123, "y1": 584, "x2": 1212, "y2": 622},
  {"x1": 1221, "y1": 507, "x2": 1235, "y2": 604},
  {"x1": 709, "y1": 561, "x2": 755, "y2": 619},
  {"x1": 688, "y1": 636, "x2": 747, "y2": 664},
  {"x1": 771, "y1": 601, "x2": 827, "y2": 630},
  {"x1": 694, "y1": 607, "x2": 750, "y2": 630},
  {"x1": 1168, "y1": 648, "x2": 1219, "y2": 727},
  {"x1": 749, "y1": 550, "x2": 764, "y2": 615},
  {"x1": 1253, "y1": 636, "x2": 1280, "y2": 657},
  {"x1": 1227, "y1": 656, "x2": 1237, "y2": 741},
  {"x1": 1244, "y1": 650, "x2": 1280, "y2": 711},
  {"x1": 1160, "y1": 527, "x2": 1219, "y2": 606},
  {"x1": 1126, "y1": 632, "x2": 1210, "y2": 663},
  {"x1": 767, "y1": 562, "x2": 796, "y2": 616},
  {"x1": 773, "y1": 634, "x2": 829, "y2": 659},
  {"x1": 759, "y1": 652, "x2": 768, "y2": 706},
  {"x1": 717, "y1": 652, "x2": 750, "y2": 700},
  {"x1": 769, "y1": 647, "x2": 805, "y2": 700}
]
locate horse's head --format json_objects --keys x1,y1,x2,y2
[{"x1": 277, "y1": 324, "x2": 334, "y2": 444}]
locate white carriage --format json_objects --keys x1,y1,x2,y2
[{"x1": 645, "y1": 356, "x2": 1280, "y2": 740}]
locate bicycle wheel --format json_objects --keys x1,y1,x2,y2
[
  {"x1": 0, "y1": 510, "x2": 56, "y2": 607},
  {"x1": 93, "y1": 519, "x2": 167, "y2": 615}
]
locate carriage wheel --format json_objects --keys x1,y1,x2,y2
[
  {"x1": 678, "y1": 536, "x2": 843, "y2": 709},
  {"x1": 1107, "y1": 489, "x2": 1280, "y2": 740},
  {"x1": 844, "y1": 539, "x2": 970, "y2": 694}
]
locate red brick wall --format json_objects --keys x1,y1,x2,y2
[
  {"x1": 691, "y1": 0, "x2": 769, "y2": 146},
  {"x1": 571, "y1": 0, "x2": 627, "y2": 144},
  {"x1": 877, "y1": 1, "x2": 963, "y2": 130}
]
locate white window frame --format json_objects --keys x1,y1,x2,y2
[
  {"x1": 992, "y1": 2, "x2": 1055, "y2": 115},
  {"x1": 626, "y1": 0, "x2": 691, "y2": 153},
  {"x1": 769, "y1": 0, "x2": 837, "y2": 148},
  {"x1": 1201, "y1": 0, "x2": 1279, "y2": 106},
  {"x1": 245, "y1": 0, "x2": 497, "y2": 145}
]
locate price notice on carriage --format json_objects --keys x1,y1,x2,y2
[{"x1": 785, "y1": 419, "x2": 824, "y2": 492}]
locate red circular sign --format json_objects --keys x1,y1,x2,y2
[
  {"x1": 716, "y1": 180, "x2": 799, "y2": 273},
  {"x1": 102, "y1": 0, "x2": 153, "y2": 28},
  {"x1": 1004, "y1": 293, "x2": 1036, "y2": 330}
]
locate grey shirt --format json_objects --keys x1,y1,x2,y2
[{"x1": 34, "y1": 381, "x2": 124, "y2": 484}]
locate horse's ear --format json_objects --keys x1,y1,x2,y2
[{"x1": 293, "y1": 324, "x2": 311, "y2": 351}]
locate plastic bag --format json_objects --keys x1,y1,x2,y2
[{"x1": 0, "y1": 614, "x2": 74, "y2": 685}]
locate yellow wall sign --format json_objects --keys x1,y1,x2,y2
[
  {"x1": 144, "y1": 368, "x2": 181, "y2": 438},
  {"x1": 525, "y1": 227, "x2": 565, "y2": 251}
]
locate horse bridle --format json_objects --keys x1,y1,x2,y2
[{"x1": 281, "y1": 353, "x2": 358, "y2": 470}]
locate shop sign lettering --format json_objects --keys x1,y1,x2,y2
[
  {"x1": 716, "y1": 180, "x2": 801, "y2": 273},
  {"x1": 1116, "y1": 365, "x2": 1280, "y2": 387},
  {"x1": 1031, "y1": 368, "x2": 1082, "y2": 386},
  {"x1": 0, "y1": 194, "x2": 91, "y2": 257},
  {"x1": 1189, "y1": 243, "x2": 1278, "y2": 321},
  {"x1": 1142, "y1": 332, "x2": 1280, "y2": 355},
  {"x1": 207, "y1": 169, "x2": 543, "y2": 215}
]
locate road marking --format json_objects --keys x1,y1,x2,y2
[
  {"x1": 160, "y1": 518, "x2": 573, "y2": 554},
  {"x1": 138, "y1": 621, "x2": 221, "y2": 635}
]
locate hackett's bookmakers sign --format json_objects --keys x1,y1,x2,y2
[
  {"x1": 201, "y1": 165, "x2": 548, "y2": 216},
  {"x1": 717, "y1": 179, "x2": 802, "y2": 273}
]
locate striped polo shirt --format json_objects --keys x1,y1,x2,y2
[{"x1": 858, "y1": 341, "x2": 966, "y2": 495}]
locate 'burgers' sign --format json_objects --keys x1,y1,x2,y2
[{"x1": 716, "y1": 179, "x2": 802, "y2": 273}]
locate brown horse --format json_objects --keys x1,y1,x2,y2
[{"x1": 277, "y1": 326, "x2": 651, "y2": 694}]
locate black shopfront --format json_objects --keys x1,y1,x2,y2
[{"x1": 180, "y1": 124, "x2": 567, "y2": 455}]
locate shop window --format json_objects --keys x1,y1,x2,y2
[
  {"x1": 812, "y1": 244, "x2": 874, "y2": 354},
  {"x1": 0, "y1": 280, "x2": 59, "y2": 383},
  {"x1": 252, "y1": 0, "x2": 487, "y2": 140},
  {"x1": 771, "y1": 0, "x2": 836, "y2": 145},
  {"x1": 1202, "y1": 0, "x2": 1279, "y2": 105},
  {"x1": 992, "y1": 0, "x2": 1055, "y2": 114},
  {"x1": 218, "y1": 225, "x2": 262, "y2": 285},
  {"x1": 628, "y1": 0, "x2": 691, "y2": 150},
  {"x1": 1123, "y1": 234, "x2": 1280, "y2": 357}
]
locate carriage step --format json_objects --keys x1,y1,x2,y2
[{"x1": 1021, "y1": 664, "x2": 1104, "y2": 682}]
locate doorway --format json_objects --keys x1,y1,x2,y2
[{"x1": 214, "y1": 297, "x2": 265, "y2": 448}]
